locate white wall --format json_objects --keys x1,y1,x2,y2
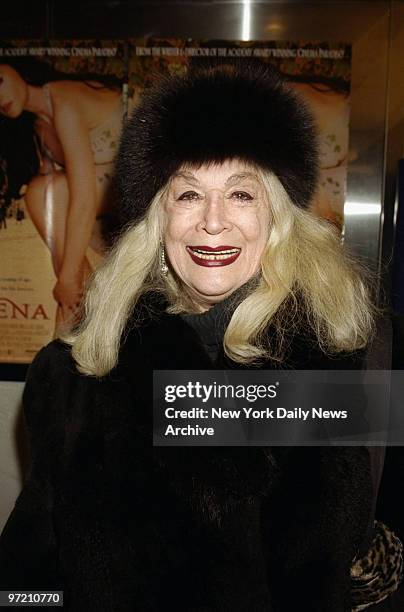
[{"x1": 0, "y1": 382, "x2": 26, "y2": 533}]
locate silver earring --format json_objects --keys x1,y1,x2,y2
[{"x1": 160, "y1": 242, "x2": 168, "y2": 276}]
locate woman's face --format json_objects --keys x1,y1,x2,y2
[
  {"x1": 163, "y1": 159, "x2": 271, "y2": 309},
  {"x1": 0, "y1": 65, "x2": 27, "y2": 118}
]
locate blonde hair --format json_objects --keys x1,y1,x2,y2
[{"x1": 60, "y1": 168, "x2": 376, "y2": 377}]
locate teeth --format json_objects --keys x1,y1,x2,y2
[
  {"x1": 195, "y1": 249, "x2": 238, "y2": 254},
  {"x1": 189, "y1": 248, "x2": 240, "y2": 261},
  {"x1": 196, "y1": 253, "x2": 232, "y2": 260}
]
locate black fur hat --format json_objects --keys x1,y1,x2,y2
[{"x1": 115, "y1": 60, "x2": 319, "y2": 229}]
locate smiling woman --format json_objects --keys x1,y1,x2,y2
[{"x1": 1, "y1": 59, "x2": 403, "y2": 612}]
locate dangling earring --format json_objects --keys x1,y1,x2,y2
[{"x1": 160, "y1": 242, "x2": 168, "y2": 276}]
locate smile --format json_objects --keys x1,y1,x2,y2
[{"x1": 186, "y1": 245, "x2": 241, "y2": 267}]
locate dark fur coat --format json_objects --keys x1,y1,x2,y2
[{"x1": 0, "y1": 294, "x2": 391, "y2": 612}]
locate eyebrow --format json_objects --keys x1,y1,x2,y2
[{"x1": 171, "y1": 171, "x2": 259, "y2": 187}]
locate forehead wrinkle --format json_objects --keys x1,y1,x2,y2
[
  {"x1": 171, "y1": 171, "x2": 200, "y2": 186},
  {"x1": 225, "y1": 172, "x2": 260, "y2": 187},
  {"x1": 172, "y1": 170, "x2": 260, "y2": 189}
]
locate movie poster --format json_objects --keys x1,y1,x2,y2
[
  {"x1": 0, "y1": 40, "x2": 126, "y2": 364},
  {"x1": 128, "y1": 39, "x2": 351, "y2": 227}
]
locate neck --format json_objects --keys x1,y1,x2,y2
[
  {"x1": 187, "y1": 275, "x2": 262, "y2": 314},
  {"x1": 24, "y1": 84, "x2": 50, "y2": 117},
  {"x1": 185, "y1": 289, "x2": 228, "y2": 314}
]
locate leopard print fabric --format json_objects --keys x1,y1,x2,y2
[{"x1": 351, "y1": 521, "x2": 403, "y2": 611}]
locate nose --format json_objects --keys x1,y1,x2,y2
[{"x1": 196, "y1": 192, "x2": 233, "y2": 234}]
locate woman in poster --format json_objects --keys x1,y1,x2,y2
[
  {"x1": 290, "y1": 76, "x2": 351, "y2": 228},
  {"x1": 0, "y1": 57, "x2": 123, "y2": 331}
]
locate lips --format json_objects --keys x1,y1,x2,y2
[
  {"x1": 1, "y1": 102, "x2": 12, "y2": 115},
  {"x1": 186, "y1": 245, "x2": 241, "y2": 267}
]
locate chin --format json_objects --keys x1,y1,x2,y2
[
  {"x1": 192, "y1": 284, "x2": 238, "y2": 301},
  {"x1": 7, "y1": 108, "x2": 22, "y2": 119}
]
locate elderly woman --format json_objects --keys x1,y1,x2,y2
[{"x1": 0, "y1": 61, "x2": 402, "y2": 612}]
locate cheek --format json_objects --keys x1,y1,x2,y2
[
  {"x1": 241, "y1": 209, "x2": 270, "y2": 246},
  {"x1": 163, "y1": 208, "x2": 194, "y2": 244},
  {"x1": 11, "y1": 78, "x2": 26, "y2": 105},
  {"x1": 4, "y1": 80, "x2": 16, "y2": 100},
  {"x1": 163, "y1": 218, "x2": 189, "y2": 269},
  {"x1": 164, "y1": 219, "x2": 183, "y2": 249}
]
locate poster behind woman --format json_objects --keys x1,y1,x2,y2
[{"x1": 0, "y1": 40, "x2": 126, "y2": 364}]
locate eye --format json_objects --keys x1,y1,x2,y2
[
  {"x1": 230, "y1": 191, "x2": 253, "y2": 202},
  {"x1": 177, "y1": 191, "x2": 201, "y2": 201},
  {"x1": 0, "y1": 77, "x2": 3, "y2": 86}
]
